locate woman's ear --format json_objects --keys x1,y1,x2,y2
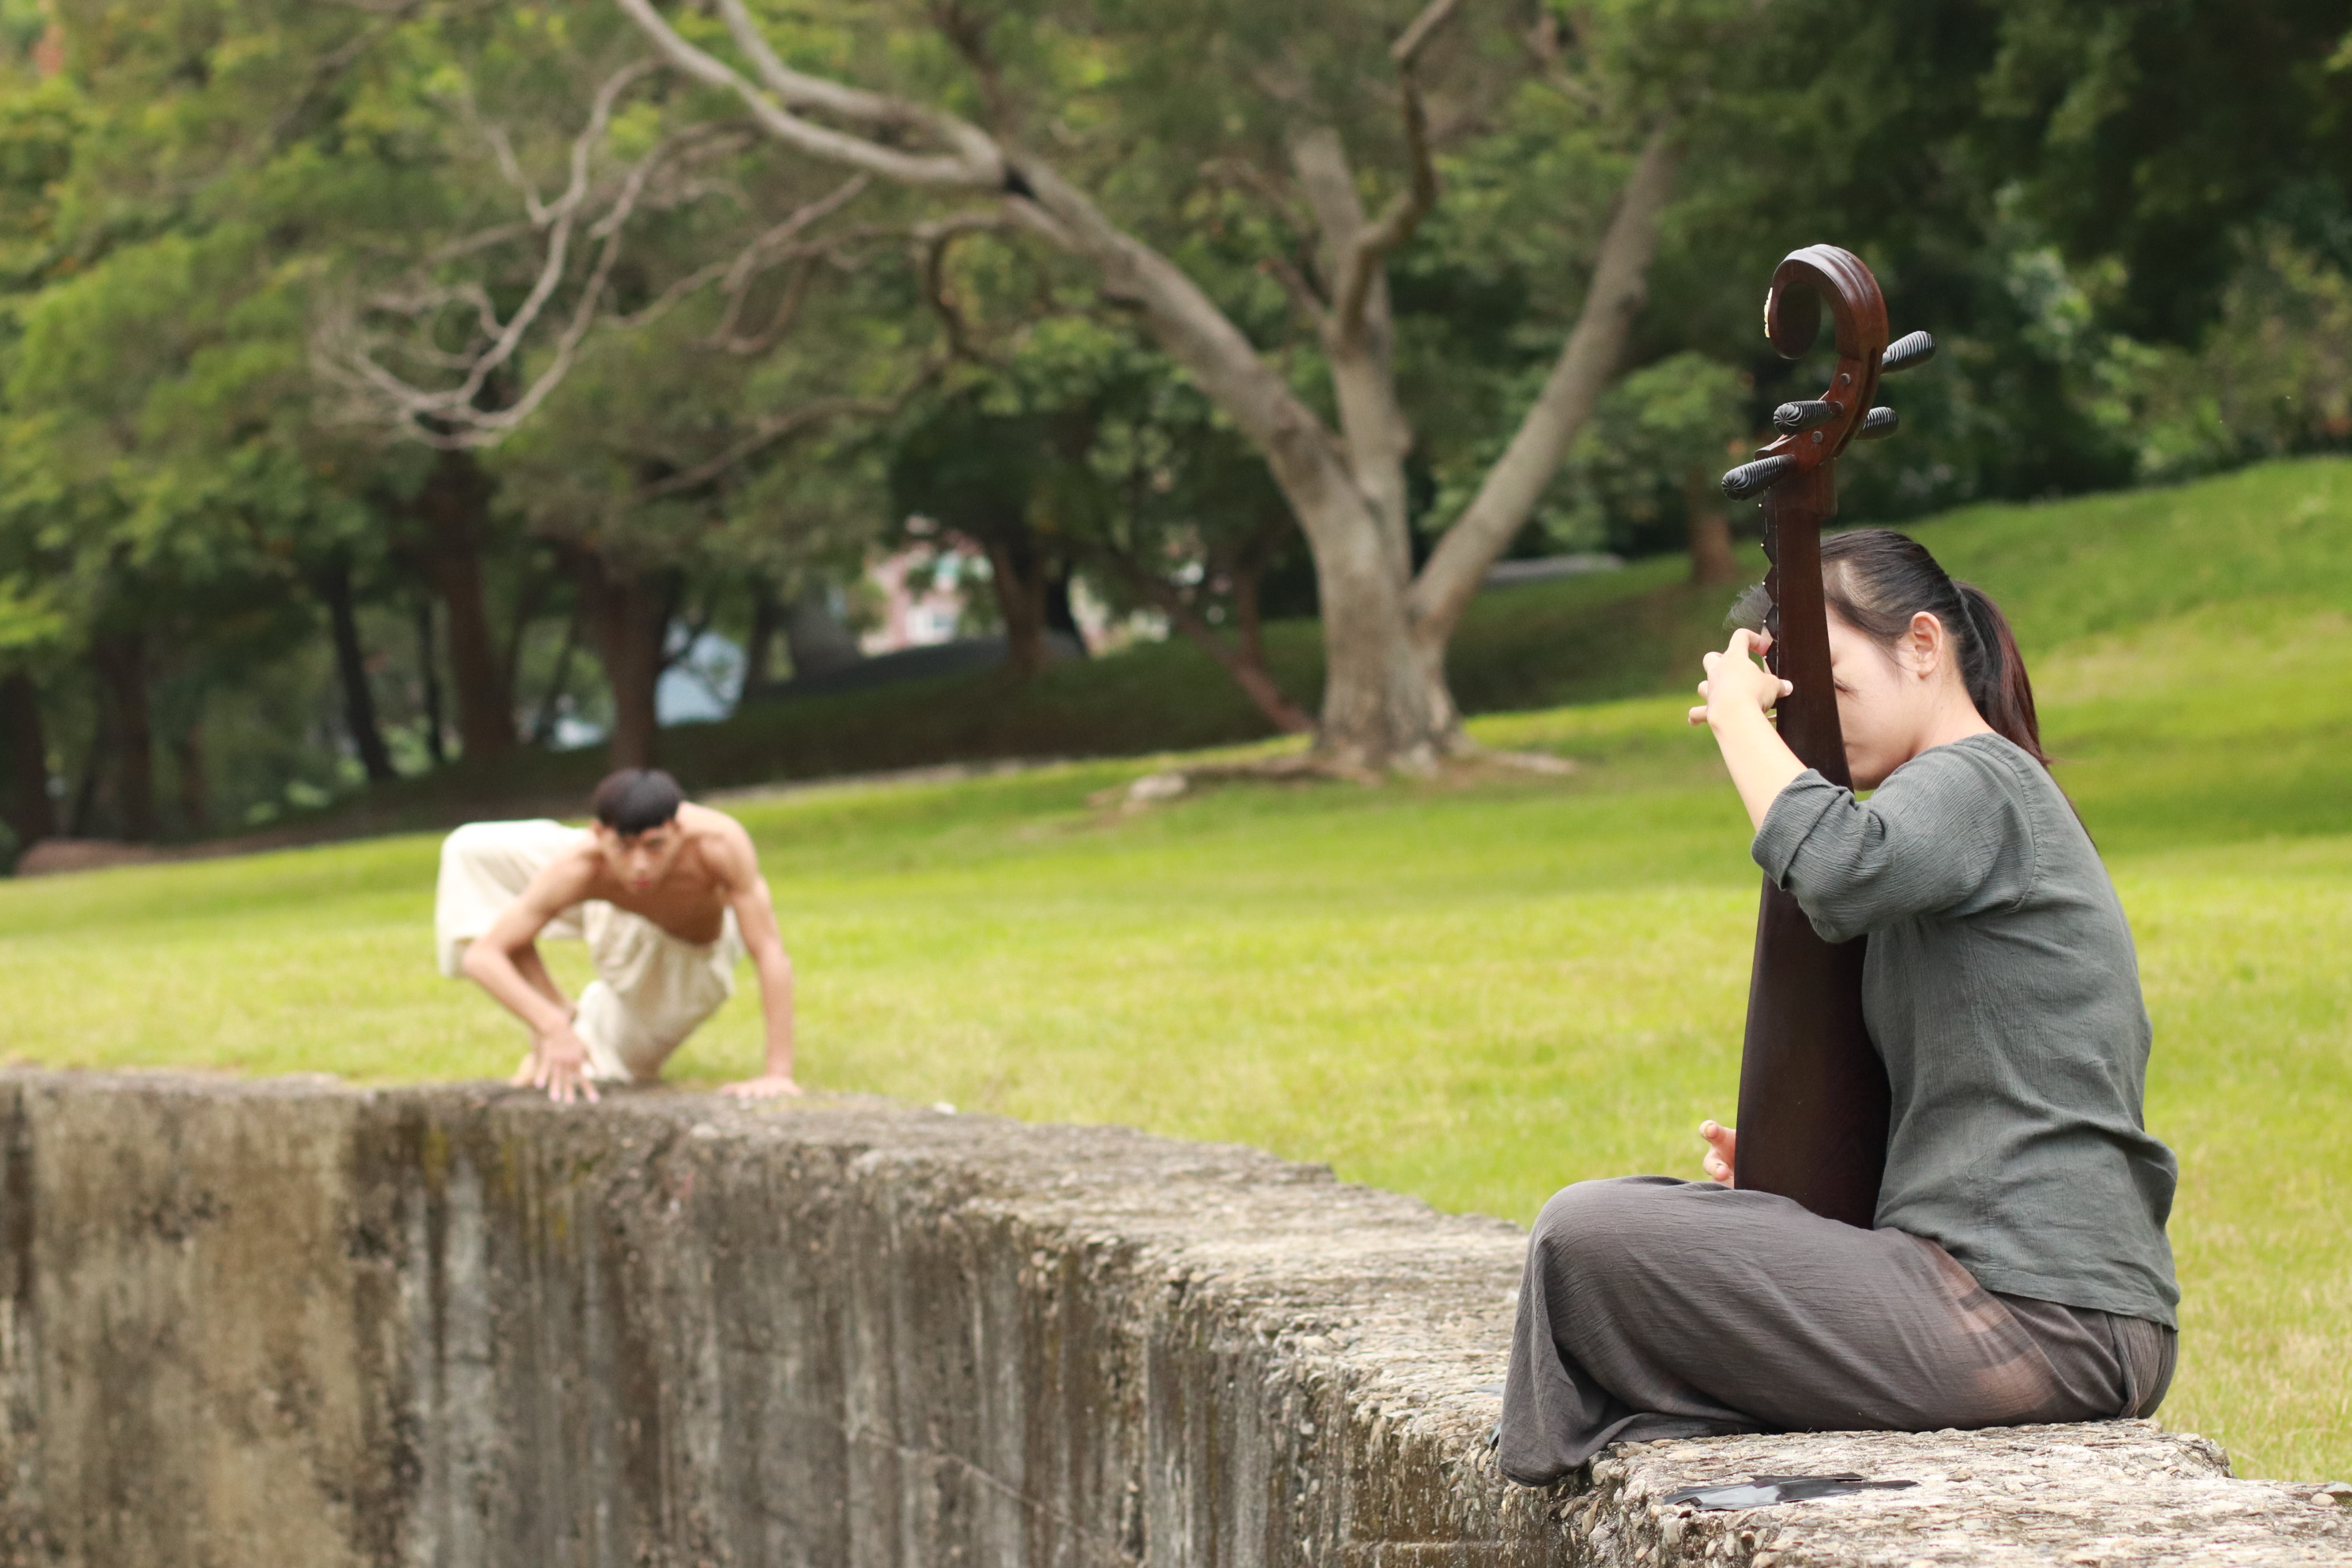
[{"x1": 1907, "y1": 611, "x2": 1944, "y2": 679}]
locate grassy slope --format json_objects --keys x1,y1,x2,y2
[{"x1": 2, "y1": 458, "x2": 2347, "y2": 1479}]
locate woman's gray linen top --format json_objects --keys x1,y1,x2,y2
[{"x1": 1751, "y1": 732, "x2": 2180, "y2": 1328}]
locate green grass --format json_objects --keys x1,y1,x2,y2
[{"x1": 3, "y1": 458, "x2": 2350, "y2": 1482}]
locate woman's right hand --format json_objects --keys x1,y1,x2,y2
[
  {"x1": 1687, "y1": 629, "x2": 1791, "y2": 729},
  {"x1": 1700, "y1": 1120, "x2": 1737, "y2": 1185}
]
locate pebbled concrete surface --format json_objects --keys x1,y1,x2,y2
[{"x1": 0, "y1": 1071, "x2": 2339, "y2": 1566}]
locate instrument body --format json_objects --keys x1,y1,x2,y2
[{"x1": 1722, "y1": 245, "x2": 1920, "y2": 1228}]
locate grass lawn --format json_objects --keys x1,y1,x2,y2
[{"x1": 3, "y1": 458, "x2": 2348, "y2": 1482}]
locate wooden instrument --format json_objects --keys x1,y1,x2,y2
[{"x1": 1718, "y1": 245, "x2": 1934, "y2": 1227}]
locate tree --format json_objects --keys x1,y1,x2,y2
[
  {"x1": 884, "y1": 390, "x2": 1090, "y2": 680},
  {"x1": 307, "y1": 11, "x2": 930, "y2": 766},
  {"x1": 1553, "y1": 352, "x2": 1750, "y2": 584},
  {"x1": 603, "y1": 0, "x2": 1742, "y2": 770},
  {"x1": 0, "y1": 64, "x2": 76, "y2": 850},
  {"x1": 1972, "y1": 0, "x2": 2352, "y2": 348}
]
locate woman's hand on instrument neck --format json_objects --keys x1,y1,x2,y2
[
  {"x1": 1689, "y1": 628, "x2": 1807, "y2": 831},
  {"x1": 1700, "y1": 1120, "x2": 1737, "y2": 1185}
]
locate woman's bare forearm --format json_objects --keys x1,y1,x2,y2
[
  {"x1": 1709, "y1": 704, "x2": 1807, "y2": 832},
  {"x1": 1690, "y1": 630, "x2": 1807, "y2": 831}
]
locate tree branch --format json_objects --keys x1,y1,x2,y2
[
  {"x1": 1329, "y1": 0, "x2": 1463, "y2": 342},
  {"x1": 317, "y1": 94, "x2": 869, "y2": 447},
  {"x1": 1259, "y1": 251, "x2": 1329, "y2": 332},
  {"x1": 1405, "y1": 125, "x2": 1682, "y2": 643},
  {"x1": 609, "y1": 0, "x2": 1372, "y2": 608},
  {"x1": 606, "y1": 172, "x2": 873, "y2": 348},
  {"x1": 612, "y1": 0, "x2": 1003, "y2": 187},
  {"x1": 1200, "y1": 156, "x2": 1316, "y2": 239},
  {"x1": 916, "y1": 210, "x2": 1020, "y2": 361},
  {"x1": 630, "y1": 391, "x2": 908, "y2": 503},
  {"x1": 1087, "y1": 541, "x2": 1313, "y2": 733},
  {"x1": 315, "y1": 60, "x2": 675, "y2": 446}
]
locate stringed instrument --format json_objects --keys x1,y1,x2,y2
[{"x1": 1718, "y1": 245, "x2": 1935, "y2": 1227}]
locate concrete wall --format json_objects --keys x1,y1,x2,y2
[{"x1": 0, "y1": 1072, "x2": 2340, "y2": 1566}]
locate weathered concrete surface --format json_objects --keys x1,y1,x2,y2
[{"x1": 0, "y1": 1071, "x2": 2339, "y2": 1566}]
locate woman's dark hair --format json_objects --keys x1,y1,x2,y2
[
  {"x1": 1817, "y1": 529, "x2": 2048, "y2": 766},
  {"x1": 591, "y1": 768, "x2": 684, "y2": 835}
]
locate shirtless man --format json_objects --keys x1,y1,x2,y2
[{"x1": 434, "y1": 768, "x2": 800, "y2": 1104}]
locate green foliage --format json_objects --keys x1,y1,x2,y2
[
  {"x1": 2116, "y1": 234, "x2": 2352, "y2": 481},
  {"x1": 0, "y1": 0, "x2": 2346, "y2": 828},
  {"x1": 1973, "y1": 0, "x2": 2352, "y2": 345},
  {"x1": 1541, "y1": 351, "x2": 1750, "y2": 556}
]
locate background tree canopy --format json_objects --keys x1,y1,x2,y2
[{"x1": 0, "y1": 0, "x2": 2346, "y2": 853}]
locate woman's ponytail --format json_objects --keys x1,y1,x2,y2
[
  {"x1": 1816, "y1": 530, "x2": 2050, "y2": 767},
  {"x1": 1950, "y1": 581, "x2": 2045, "y2": 764}
]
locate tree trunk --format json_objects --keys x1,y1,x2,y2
[
  {"x1": 170, "y1": 721, "x2": 207, "y2": 836},
  {"x1": 1166, "y1": 609, "x2": 1313, "y2": 735},
  {"x1": 498, "y1": 561, "x2": 555, "y2": 729},
  {"x1": 1043, "y1": 566, "x2": 1084, "y2": 654},
  {"x1": 980, "y1": 534, "x2": 1054, "y2": 678},
  {"x1": 316, "y1": 556, "x2": 398, "y2": 783},
  {"x1": 741, "y1": 583, "x2": 782, "y2": 691},
  {"x1": 406, "y1": 450, "x2": 514, "y2": 760},
  {"x1": 1684, "y1": 467, "x2": 1740, "y2": 586},
  {"x1": 1290, "y1": 127, "x2": 1415, "y2": 585},
  {"x1": 1288, "y1": 488, "x2": 1445, "y2": 770},
  {"x1": 0, "y1": 671, "x2": 53, "y2": 848},
  {"x1": 1099, "y1": 549, "x2": 1312, "y2": 736},
  {"x1": 90, "y1": 631, "x2": 154, "y2": 842},
  {"x1": 66, "y1": 733, "x2": 101, "y2": 838},
  {"x1": 413, "y1": 597, "x2": 448, "y2": 768},
  {"x1": 530, "y1": 607, "x2": 584, "y2": 745},
  {"x1": 782, "y1": 583, "x2": 861, "y2": 679},
  {"x1": 572, "y1": 552, "x2": 671, "y2": 771}
]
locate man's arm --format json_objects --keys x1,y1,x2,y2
[
  {"x1": 509, "y1": 944, "x2": 574, "y2": 1017},
  {"x1": 459, "y1": 854, "x2": 603, "y2": 1103},
  {"x1": 703, "y1": 820, "x2": 800, "y2": 1098}
]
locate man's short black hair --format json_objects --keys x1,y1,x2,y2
[{"x1": 591, "y1": 768, "x2": 684, "y2": 836}]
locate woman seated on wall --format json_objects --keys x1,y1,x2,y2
[{"x1": 1497, "y1": 530, "x2": 2179, "y2": 1485}]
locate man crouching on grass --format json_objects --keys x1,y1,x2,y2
[{"x1": 434, "y1": 768, "x2": 800, "y2": 1103}]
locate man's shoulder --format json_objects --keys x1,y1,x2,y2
[
  {"x1": 536, "y1": 835, "x2": 606, "y2": 880},
  {"x1": 678, "y1": 803, "x2": 758, "y2": 871},
  {"x1": 507, "y1": 836, "x2": 602, "y2": 910},
  {"x1": 677, "y1": 799, "x2": 749, "y2": 841}
]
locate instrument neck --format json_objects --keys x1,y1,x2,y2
[{"x1": 1762, "y1": 466, "x2": 1854, "y2": 790}]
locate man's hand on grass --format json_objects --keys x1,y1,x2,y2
[
  {"x1": 1700, "y1": 1119, "x2": 1737, "y2": 1185},
  {"x1": 514, "y1": 1023, "x2": 599, "y2": 1105},
  {"x1": 720, "y1": 1073, "x2": 802, "y2": 1100}
]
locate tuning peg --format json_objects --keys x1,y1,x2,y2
[
  {"x1": 1771, "y1": 400, "x2": 1841, "y2": 433},
  {"x1": 1721, "y1": 454, "x2": 1800, "y2": 501},
  {"x1": 1880, "y1": 331, "x2": 1935, "y2": 375},
  {"x1": 1855, "y1": 407, "x2": 1898, "y2": 440}
]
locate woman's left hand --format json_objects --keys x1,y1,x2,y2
[
  {"x1": 1688, "y1": 629, "x2": 1792, "y2": 729},
  {"x1": 1700, "y1": 1119, "x2": 1737, "y2": 1185}
]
